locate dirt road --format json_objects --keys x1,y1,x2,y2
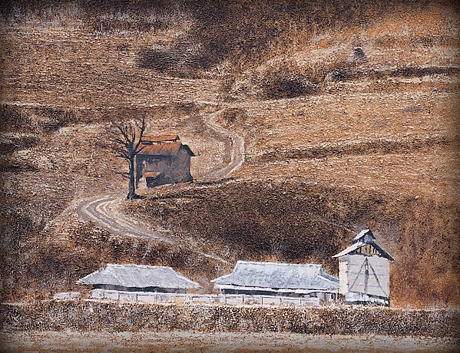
[
  {"x1": 74, "y1": 104, "x2": 245, "y2": 264},
  {"x1": 76, "y1": 194, "x2": 230, "y2": 264},
  {"x1": 200, "y1": 107, "x2": 245, "y2": 181}
]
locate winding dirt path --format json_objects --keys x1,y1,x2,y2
[
  {"x1": 76, "y1": 194, "x2": 230, "y2": 264},
  {"x1": 75, "y1": 103, "x2": 244, "y2": 264},
  {"x1": 200, "y1": 107, "x2": 245, "y2": 181}
]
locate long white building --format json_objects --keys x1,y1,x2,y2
[{"x1": 212, "y1": 260, "x2": 339, "y2": 303}]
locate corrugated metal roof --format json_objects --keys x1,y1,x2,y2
[
  {"x1": 141, "y1": 134, "x2": 180, "y2": 143},
  {"x1": 212, "y1": 261, "x2": 338, "y2": 290},
  {"x1": 138, "y1": 142, "x2": 195, "y2": 156},
  {"x1": 76, "y1": 264, "x2": 200, "y2": 289}
]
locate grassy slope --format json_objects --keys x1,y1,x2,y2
[
  {"x1": 126, "y1": 1, "x2": 460, "y2": 307},
  {"x1": 0, "y1": 0, "x2": 459, "y2": 307}
]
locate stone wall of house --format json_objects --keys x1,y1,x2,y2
[
  {"x1": 135, "y1": 147, "x2": 192, "y2": 187},
  {"x1": 170, "y1": 147, "x2": 193, "y2": 183},
  {"x1": 346, "y1": 255, "x2": 390, "y2": 298},
  {"x1": 135, "y1": 154, "x2": 170, "y2": 184}
]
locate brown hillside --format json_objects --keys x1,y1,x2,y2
[
  {"x1": 125, "y1": 180, "x2": 460, "y2": 307},
  {"x1": 0, "y1": 0, "x2": 459, "y2": 308}
]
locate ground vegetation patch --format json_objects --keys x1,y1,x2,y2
[{"x1": 1, "y1": 301, "x2": 459, "y2": 338}]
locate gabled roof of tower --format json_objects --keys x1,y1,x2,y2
[
  {"x1": 333, "y1": 229, "x2": 394, "y2": 261},
  {"x1": 353, "y1": 229, "x2": 376, "y2": 243}
]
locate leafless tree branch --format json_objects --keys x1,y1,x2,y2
[{"x1": 106, "y1": 115, "x2": 147, "y2": 200}]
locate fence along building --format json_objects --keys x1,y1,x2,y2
[
  {"x1": 77, "y1": 264, "x2": 200, "y2": 300},
  {"x1": 212, "y1": 261, "x2": 339, "y2": 303},
  {"x1": 333, "y1": 229, "x2": 394, "y2": 306}
]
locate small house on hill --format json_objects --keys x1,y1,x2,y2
[
  {"x1": 77, "y1": 264, "x2": 200, "y2": 294},
  {"x1": 333, "y1": 229, "x2": 394, "y2": 306},
  {"x1": 135, "y1": 134, "x2": 195, "y2": 187},
  {"x1": 212, "y1": 261, "x2": 339, "y2": 303}
]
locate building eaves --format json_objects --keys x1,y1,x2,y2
[
  {"x1": 353, "y1": 229, "x2": 371, "y2": 241},
  {"x1": 332, "y1": 241, "x2": 394, "y2": 261},
  {"x1": 76, "y1": 264, "x2": 200, "y2": 289},
  {"x1": 138, "y1": 142, "x2": 195, "y2": 157},
  {"x1": 212, "y1": 261, "x2": 338, "y2": 290},
  {"x1": 215, "y1": 284, "x2": 337, "y2": 294},
  {"x1": 333, "y1": 242, "x2": 364, "y2": 258},
  {"x1": 181, "y1": 144, "x2": 195, "y2": 156}
]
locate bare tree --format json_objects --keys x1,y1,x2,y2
[{"x1": 107, "y1": 116, "x2": 146, "y2": 200}]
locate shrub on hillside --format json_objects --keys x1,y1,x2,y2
[
  {"x1": 0, "y1": 135, "x2": 40, "y2": 154},
  {"x1": 41, "y1": 109, "x2": 76, "y2": 133},
  {"x1": 0, "y1": 105, "x2": 31, "y2": 132},
  {"x1": 137, "y1": 45, "x2": 209, "y2": 78},
  {"x1": 262, "y1": 73, "x2": 318, "y2": 99},
  {"x1": 138, "y1": 47, "x2": 178, "y2": 72}
]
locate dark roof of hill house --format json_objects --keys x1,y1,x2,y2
[
  {"x1": 141, "y1": 134, "x2": 180, "y2": 143},
  {"x1": 138, "y1": 141, "x2": 195, "y2": 156}
]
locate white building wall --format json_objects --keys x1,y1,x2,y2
[
  {"x1": 88, "y1": 290, "x2": 322, "y2": 306},
  {"x1": 338, "y1": 258, "x2": 348, "y2": 295},
  {"x1": 346, "y1": 255, "x2": 390, "y2": 299}
]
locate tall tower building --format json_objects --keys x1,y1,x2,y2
[{"x1": 333, "y1": 229, "x2": 394, "y2": 306}]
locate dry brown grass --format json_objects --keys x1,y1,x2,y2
[
  {"x1": 2, "y1": 300, "x2": 459, "y2": 337},
  {"x1": 1, "y1": 0, "x2": 459, "y2": 310},
  {"x1": 1, "y1": 331, "x2": 459, "y2": 353},
  {"x1": 0, "y1": 26, "x2": 219, "y2": 107}
]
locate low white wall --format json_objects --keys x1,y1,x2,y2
[
  {"x1": 53, "y1": 292, "x2": 81, "y2": 300},
  {"x1": 89, "y1": 290, "x2": 321, "y2": 307},
  {"x1": 345, "y1": 291, "x2": 389, "y2": 306}
]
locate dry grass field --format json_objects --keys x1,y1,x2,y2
[
  {"x1": 1, "y1": 300, "x2": 459, "y2": 352},
  {"x1": 1, "y1": 331, "x2": 459, "y2": 353},
  {"x1": 0, "y1": 0, "x2": 459, "y2": 337}
]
